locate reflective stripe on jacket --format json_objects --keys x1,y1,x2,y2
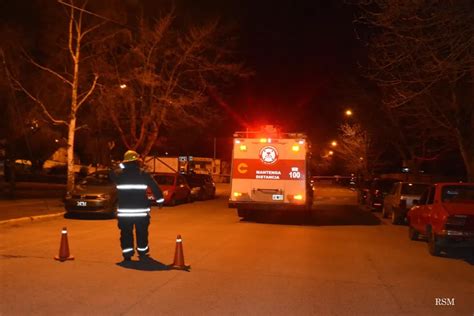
[{"x1": 110, "y1": 162, "x2": 163, "y2": 217}]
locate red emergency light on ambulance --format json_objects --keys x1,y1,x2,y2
[{"x1": 228, "y1": 125, "x2": 313, "y2": 218}]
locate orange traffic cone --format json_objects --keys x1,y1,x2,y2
[
  {"x1": 168, "y1": 235, "x2": 190, "y2": 270},
  {"x1": 54, "y1": 227, "x2": 74, "y2": 262}
]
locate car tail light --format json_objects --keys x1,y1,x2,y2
[
  {"x1": 293, "y1": 194, "x2": 303, "y2": 200},
  {"x1": 445, "y1": 215, "x2": 467, "y2": 229}
]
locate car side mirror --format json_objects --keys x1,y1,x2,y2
[{"x1": 412, "y1": 200, "x2": 419, "y2": 206}]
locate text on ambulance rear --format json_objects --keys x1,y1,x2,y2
[{"x1": 228, "y1": 126, "x2": 312, "y2": 215}]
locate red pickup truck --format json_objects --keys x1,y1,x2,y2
[{"x1": 407, "y1": 182, "x2": 474, "y2": 256}]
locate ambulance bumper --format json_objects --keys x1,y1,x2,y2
[{"x1": 229, "y1": 201, "x2": 308, "y2": 210}]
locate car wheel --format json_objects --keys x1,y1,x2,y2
[
  {"x1": 109, "y1": 201, "x2": 118, "y2": 219},
  {"x1": 428, "y1": 231, "x2": 442, "y2": 256},
  {"x1": 382, "y1": 206, "x2": 388, "y2": 218},
  {"x1": 237, "y1": 209, "x2": 249, "y2": 218},
  {"x1": 408, "y1": 225, "x2": 419, "y2": 241},
  {"x1": 169, "y1": 196, "x2": 176, "y2": 206}
]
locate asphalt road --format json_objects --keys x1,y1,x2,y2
[{"x1": 1, "y1": 184, "x2": 473, "y2": 315}]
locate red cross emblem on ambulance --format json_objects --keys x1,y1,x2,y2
[{"x1": 259, "y1": 146, "x2": 278, "y2": 164}]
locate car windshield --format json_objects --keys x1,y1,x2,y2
[
  {"x1": 81, "y1": 172, "x2": 111, "y2": 186},
  {"x1": 441, "y1": 185, "x2": 474, "y2": 203},
  {"x1": 153, "y1": 175, "x2": 175, "y2": 185},
  {"x1": 401, "y1": 183, "x2": 430, "y2": 195},
  {"x1": 184, "y1": 175, "x2": 205, "y2": 186}
]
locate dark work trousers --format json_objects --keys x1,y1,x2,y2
[{"x1": 117, "y1": 216, "x2": 150, "y2": 257}]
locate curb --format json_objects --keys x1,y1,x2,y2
[{"x1": 0, "y1": 212, "x2": 66, "y2": 225}]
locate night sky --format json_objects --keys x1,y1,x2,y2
[
  {"x1": 120, "y1": 0, "x2": 365, "y2": 156},
  {"x1": 188, "y1": 0, "x2": 363, "y2": 140}
]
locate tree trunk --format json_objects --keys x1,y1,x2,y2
[
  {"x1": 67, "y1": 33, "x2": 80, "y2": 192},
  {"x1": 66, "y1": 116, "x2": 76, "y2": 192},
  {"x1": 458, "y1": 137, "x2": 474, "y2": 182},
  {"x1": 456, "y1": 126, "x2": 474, "y2": 182}
]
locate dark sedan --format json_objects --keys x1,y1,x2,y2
[
  {"x1": 365, "y1": 178, "x2": 399, "y2": 211},
  {"x1": 183, "y1": 173, "x2": 216, "y2": 201},
  {"x1": 64, "y1": 170, "x2": 117, "y2": 217}
]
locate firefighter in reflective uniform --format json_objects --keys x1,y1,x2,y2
[{"x1": 110, "y1": 150, "x2": 164, "y2": 261}]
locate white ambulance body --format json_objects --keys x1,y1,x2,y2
[{"x1": 228, "y1": 126, "x2": 312, "y2": 217}]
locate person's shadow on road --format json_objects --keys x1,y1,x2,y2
[{"x1": 116, "y1": 256, "x2": 170, "y2": 271}]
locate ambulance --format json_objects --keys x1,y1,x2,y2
[{"x1": 228, "y1": 125, "x2": 313, "y2": 218}]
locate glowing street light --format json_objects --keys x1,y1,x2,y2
[
  {"x1": 345, "y1": 109, "x2": 353, "y2": 117},
  {"x1": 119, "y1": 83, "x2": 127, "y2": 89},
  {"x1": 328, "y1": 150, "x2": 334, "y2": 156},
  {"x1": 331, "y1": 140, "x2": 337, "y2": 147}
]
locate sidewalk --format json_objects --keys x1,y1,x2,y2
[{"x1": 0, "y1": 198, "x2": 65, "y2": 224}]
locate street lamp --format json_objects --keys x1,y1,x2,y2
[
  {"x1": 331, "y1": 140, "x2": 337, "y2": 147},
  {"x1": 119, "y1": 83, "x2": 127, "y2": 89},
  {"x1": 345, "y1": 109, "x2": 353, "y2": 117},
  {"x1": 328, "y1": 150, "x2": 334, "y2": 156}
]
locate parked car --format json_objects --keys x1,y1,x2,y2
[
  {"x1": 182, "y1": 173, "x2": 216, "y2": 201},
  {"x1": 151, "y1": 172, "x2": 192, "y2": 206},
  {"x1": 365, "y1": 178, "x2": 399, "y2": 211},
  {"x1": 64, "y1": 170, "x2": 117, "y2": 218},
  {"x1": 382, "y1": 182, "x2": 430, "y2": 224},
  {"x1": 407, "y1": 182, "x2": 474, "y2": 256},
  {"x1": 357, "y1": 179, "x2": 372, "y2": 205}
]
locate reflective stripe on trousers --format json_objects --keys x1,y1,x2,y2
[
  {"x1": 122, "y1": 248, "x2": 134, "y2": 254},
  {"x1": 117, "y1": 208, "x2": 150, "y2": 217}
]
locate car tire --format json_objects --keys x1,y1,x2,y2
[
  {"x1": 199, "y1": 190, "x2": 207, "y2": 200},
  {"x1": 428, "y1": 231, "x2": 442, "y2": 256},
  {"x1": 169, "y1": 196, "x2": 176, "y2": 206},
  {"x1": 109, "y1": 201, "x2": 118, "y2": 219},
  {"x1": 237, "y1": 208, "x2": 248, "y2": 218},
  {"x1": 408, "y1": 225, "x2": 419, "y2": 241}
]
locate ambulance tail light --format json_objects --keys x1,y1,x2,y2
[
  {"x1": 292, "y1": 145, "x2": 300, "y2": 152},
  {"x1": 287, "y1": 194, "x2": 304, "y2": 203}
]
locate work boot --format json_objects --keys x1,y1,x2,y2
[{"x1": 123, "y1": 256, "x2": 132, "y2": 262}]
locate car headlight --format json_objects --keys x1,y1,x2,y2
[
  {"x1": 163, "y1": 190, "x2": 169, "y2": 196},
  {"x1": 98, "y1": 194, "x2": 111, "y2": 200}
]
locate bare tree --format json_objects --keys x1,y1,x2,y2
[
  {"x1": 8, "y1": 0, "x2": 104, "y2": 192},
  {"x1": 356, "y1": 0, "x2": 474, "y2": 180},
  {"x1": 96, "y1": 13, "x2": 249, "y2": 156},
  {"x1": 334, "y1": 123, "x2": 370, "y2": 176}
]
